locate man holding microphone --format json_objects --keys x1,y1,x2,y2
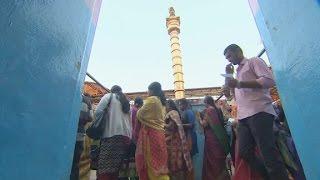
[{"x1": 222, "y1": 44, "x2": 289, "y2": 180}]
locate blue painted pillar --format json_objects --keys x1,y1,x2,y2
[
  {"x1": 248, "y1": 0, "x2": 320, "y2": 179},
  {"x1": 0, "y1": 1, "x2": 101, "y2": 179}
]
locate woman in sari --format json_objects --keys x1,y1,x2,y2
[
  {"x1": 135, "y1": 82, "x2": 169, "y2": 180},
  {"x1": 164, "y1": 100, "x2": 193, "y2": 180},
  {"x1": 200, "y1": 96, "x2": 231, "y2": 180},
  {"x1": 95, "y1": 85, "x2": 132, "y2": 180},
  {"x1": 232, "y1": 120, "x2": 263, "y2": 180}
]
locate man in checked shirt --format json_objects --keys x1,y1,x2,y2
[{"x1": 223, "y1": 44, "x2": 289, "y2": 180}]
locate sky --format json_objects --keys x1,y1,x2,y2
[{"x1": 87, "y1": 0, "x2": 268, "y2": 93}]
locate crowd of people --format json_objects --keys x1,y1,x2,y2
[{"x1": 70, "y1": 44, "x2": 306, "y2": 180}]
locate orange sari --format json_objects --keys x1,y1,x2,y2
[{"x1": 135, "y1": 96, "x2": 169, "y2": 180}]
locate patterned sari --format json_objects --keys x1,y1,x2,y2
[
  {"x1": 165, "y1": 110, "x2": 193, "y2": 179},
  {"x1": 135, "y1": 96, "x2": 169, "y2": 180},
  {"x1": 202, "y1": 106, "x2": 231, "y2": 180}
]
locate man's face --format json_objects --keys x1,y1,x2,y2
[
  {"x1": 179, "y1": 103, "x2": 186, "y2": 111},
  {"x1": 225, "y1": 50, "x2": 240, "y2": 65}
]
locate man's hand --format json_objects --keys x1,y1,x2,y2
[
  {"x1": 225, "y1": 64, "x2": 234, "y2": 74},
  {"x1": 222, "y1": 85, "x2": 231, "y2": 98}
]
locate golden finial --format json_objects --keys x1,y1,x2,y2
[{"x1": 169, "y1": 7, "x2": 175, "y2": 16}]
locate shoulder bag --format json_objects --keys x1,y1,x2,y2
[{"x1": 86, "y1": 94, "x2": 113, "y2": 140}]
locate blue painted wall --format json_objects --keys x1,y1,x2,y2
[
  {"x1": 248, "y1": 0, "x2": 320, "y2": 179},
  {"x1": 0, "y1": 1, "x2": 101, "y2": 179}
]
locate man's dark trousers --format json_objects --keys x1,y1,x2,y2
[{"x1": 238, "y1": 112, "x2": 289, "y2": 180}]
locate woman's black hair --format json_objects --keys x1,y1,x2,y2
[
  {"x1": 166, "y1": 99, "x2": 179, "y2": 112},
  {"x1": 134, "y1": 97, "x2": 144, "y2": 108},
  {"x1": 166, "y1": 99, "x2": 181, "y2": 119},
  {"x1": 111, "y1": 85, "x2": 130, "y2": 114},
  {"x1": 204, "y1": 96, "x2": 217, "y2": 108},
  {"x1": 204, "y1": 96, "x2": 225, "y2": 125},
  {"x1": 148, "y1": 82, "x2": 166, "y2": 105}
]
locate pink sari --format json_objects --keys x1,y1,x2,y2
[{"x1": 233, "y1": 140, "x2": 263, "y2": 180}]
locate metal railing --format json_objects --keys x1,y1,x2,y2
[{"x1": 85, "y1": 72, "x2": 109, "y2": 91}]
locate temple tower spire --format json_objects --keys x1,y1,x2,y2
[{"x1": 166, "y1": 7, "x2": 185, "y2": 99}]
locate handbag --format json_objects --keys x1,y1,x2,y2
[{"x1": 86, "y1": 94, "x2": 113, "y2": 140}]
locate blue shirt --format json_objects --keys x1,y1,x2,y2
[{"x1": 182, "y1": 109, "x2": 199, "y2": 156}]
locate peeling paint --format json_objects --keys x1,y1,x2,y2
[{"x1": 76, "y1": 61, "x2": 81, "y2": 71}]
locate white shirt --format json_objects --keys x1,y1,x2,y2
[{"x1": 95, "y1": 93, "x2": 132, "y2": 139}]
